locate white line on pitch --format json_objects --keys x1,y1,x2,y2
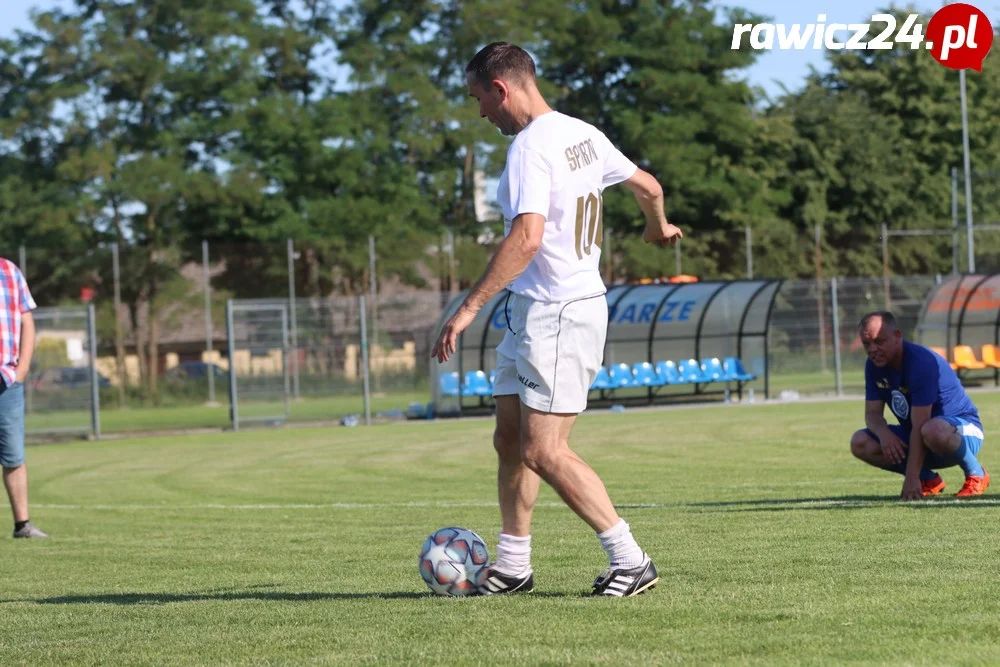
[{"x1": 32, "y1": 498, "x2": 1000, "y2": 511}]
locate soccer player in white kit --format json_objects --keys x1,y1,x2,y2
[{"x1": 432, "y1": 42, "x2": 683, "y2": 597}]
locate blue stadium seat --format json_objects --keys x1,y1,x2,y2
[
  {"x1": 722, "y1": 357, "x2": 756, "y2": 382},
  {"x1": 464, "y1": 370, "x2": 493, "y2": 397},
  {"x1": 677, "y1": 359, "x2": 709, "y2": 384},
  {"x1": 609, "y1": 362, "x2": 635, "y2": 388},
  {"x1": 590, "y1": 366, "x2": 612, "y2": 390},
  {"x1": 631, "y1": 362, "x2": 663, "y2": 387},
  {"x1": 700, "y1": 357, "x2": 726, "y2": 382},
  {"x1": 655, "y1": 360, "x2": 683, "y2": 385},
  {"x1": 439, "y1": 371, "x2": 461, "y2": 397}
]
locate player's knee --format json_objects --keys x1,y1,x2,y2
[
  {"x1": 519, "y1": 442, "x2": 557, "y2": 476},
  {"x1": 850, "y1": 430, "x2": 873, "y2": 459},
  {"x1": 920, "y1": 419, "x2": 954, "y2": 449}
]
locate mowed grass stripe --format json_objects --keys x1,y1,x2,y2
[{"x1": 1, "y1": 395, "x2": 998, "y2": 665}]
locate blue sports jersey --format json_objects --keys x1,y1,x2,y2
[{"x1": 865, "y1": 340, "x2": 981, "y2": 432}]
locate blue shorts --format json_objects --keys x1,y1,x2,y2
[
  {"x1": 0, "y1": 381, "x2": 25, "y2": 468},
  {"x1": 864, "y1": 416, "x2": 984, "y2": 469}
]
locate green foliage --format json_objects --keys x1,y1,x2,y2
[
  {"x1": 32, "y1": 337, "x2": 72, "y2": 370},
  {"x1": 1, "y1": 0, "x2": 999, "y2": 303}
]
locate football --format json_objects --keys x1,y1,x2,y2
[{"x1": 418, "y1": 526, "x2": 491, "y2": 596}]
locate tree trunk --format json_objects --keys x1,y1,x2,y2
[
  {"x1": 129, "y1": 299, "x2": 148, "y2": 404},
  {"x1": 113, "y1": 211, "x2": 126, "y2": 408},
  {"x1": 145, "y1": 213, "x2": 159, "y2": 402}
]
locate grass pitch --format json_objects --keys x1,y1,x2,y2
[{"x1": 3, "y1": 395, "x2": 1000, "y2": 665}]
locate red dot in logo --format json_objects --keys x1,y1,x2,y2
[{"x1": 926, "y1": 3, "x2": 994, "y2": 71}]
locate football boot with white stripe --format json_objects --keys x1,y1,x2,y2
[
  {"x1": 476, "y1": 568, "x2": 534, "y2": 595},
  {"x1": 591, "y1": 555, "x2": 658, "y2": 597}
]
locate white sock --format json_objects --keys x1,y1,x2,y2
[
  {"x1": 492, "y1": 533, "x2": 532, "y2": 577},
  {"x1": 597, "y1": 519, "x2": 645, "y2": 569}
]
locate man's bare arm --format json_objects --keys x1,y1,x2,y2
[
  {"x1": 901, "y1": 405, "x2": 934, "y2": 500},
  {"x1": 622, "y1": 169, "x2": 667, "y2": 226},
  {"x1": 621, "y1": 169, "x2": 682, "y2": 246},
  {"x1": 864, "y1": 400, "x2": 889, "y2": 436},
  {"x1": 17, "y1": 311, "x2": 35, "y2": 383},
  {"x1": 460, "y1": 213, "x2": 544, "y2": 315}
]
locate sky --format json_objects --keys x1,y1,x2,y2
[{"x1": 4, "y1": 0, "x2": 993, "y2": 99}]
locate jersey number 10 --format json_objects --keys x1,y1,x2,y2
[{"x1": 574, "y1": 191, "x2": 603, "y2": 260}]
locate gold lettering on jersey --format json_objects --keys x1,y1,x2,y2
[
  {"x1": 574, "y1": 191, "x2": 603, "y2": 260},
  {"x1": 565, "y1": 139, "x2": 600, "y2": 172}
]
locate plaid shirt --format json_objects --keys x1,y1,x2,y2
[{"x1": 0, "y1": 258, "x2": 36, "y2": 386}]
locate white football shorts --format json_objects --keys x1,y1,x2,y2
[{"x1": 493, "y1": 290, "x2": 608, "y2": 414}]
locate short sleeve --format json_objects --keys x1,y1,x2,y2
[
  {"x1": 864, "y1": 361, "x2": 880, "y2": 401},
  {"x1": 14, "y1": 266, "x2": 35, "y2": 313},
  {"x1": 909, "y1": 352, "x2": 939, "y2": 407},
  {"x1": 506, "y1": 147, "x2": 551, "y2": 219},
  {"x1": 601, "y1": 135, "x2": 638, "y2": 188}
]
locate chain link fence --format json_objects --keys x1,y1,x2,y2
[
  {"x1": 769, "y1": 276, "x2": 941, "y2": 398},
  {"x1": 1, "y1": 232, "x2": 982, "y2": 433},
  {"x1": 25, "y1": 305, "x2": 100, "y2": 439},
  {"x1": 225, "y1": 292, "x2": 446, "y2": 429}
]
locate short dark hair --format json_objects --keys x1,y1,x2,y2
[
  {"x1": 465, "y1": 42, "x2": 536, "y2": 89},
  {"x1": 858, "y1": 310, "x2": 897, "y2": 333}
]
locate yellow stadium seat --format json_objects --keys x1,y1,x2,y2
[
  {"x1": 952, "y1": 345, "x2": 987, "y2": 370},
  {"x1": 981, "y1": 344, "x2": 1000, "y2": 369}
]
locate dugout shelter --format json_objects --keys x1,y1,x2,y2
[
  {"x1": 432, "y1": 279, "x2": 783, "y2": 415},
  {"x1": 916, "y1": 273, "x2": 1000, "y2": 383}
]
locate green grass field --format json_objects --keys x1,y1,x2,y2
[
  {"x1": 25, "y1": 391, "x2": 429, "y2": 435},
  {"x1": 27, "y1": 366, "x2": 984, "y2": 439},
  {"x1": 4, "y1": 393, "x2": 1000, "y2": 664}
]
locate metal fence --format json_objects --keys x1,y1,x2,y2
[
  {"x1": 768, "y1": 275, "x2": 941, "y2": 398},
  {"x1": 25, "y1": 305, "x2": 100, "y2": 439},
  {"x1": 225, "y1": 293, "x2": 446, "y2": 430},
  {"x1": 226, "y1": 301, "x2": 291, "y2": 430},
  {"x1": 6, "y1": 267, "x2": 978, "y2": 435}
]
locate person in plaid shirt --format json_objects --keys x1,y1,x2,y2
[{"x1": 0, "y1": 258, "x2": 46, "y2": 538}]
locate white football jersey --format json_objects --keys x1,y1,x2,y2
[{"x1": 497, "y1": 111, "x2": 637, "y2": 302}]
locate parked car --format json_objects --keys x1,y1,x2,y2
[
  {"x1": 164, "y1": 362, "x2": 228, "y2": 382},
  {"x1": 31, "y1": 366, "x2": 111, "y2": 392}
]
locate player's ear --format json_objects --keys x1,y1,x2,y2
[{"x1": 492, "y1": 79, "x2": 510, "y2": 101}]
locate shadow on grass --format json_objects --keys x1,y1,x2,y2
[
  {"x1": 685, "y1": 495, "x2": 1000, "y2": 512},
  {"x1": 8, "y1": 587, "x2": 581, "y2": 605}
]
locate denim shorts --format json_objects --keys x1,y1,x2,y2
[{"x1": 0, "y1": 381, "x2": 25, "y2": 468}]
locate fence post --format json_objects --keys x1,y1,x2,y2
[
  {"x1": 359, "y1": 295, "x2": 372, "y2": 426},
  {"x1": 281, "y1": 306, "x2": 291, "y2": 422},
  {"x1": 88, "y1": 303, "x2": 101, "y2": 439},
  {"x1": 831, "y1": 277, "x2": 842, "y2": 397},
  {"x1": 674, "y1": 241, "x2": 681, "y2": 276},
  {"x1": 815, "y1": 224, "x2": 828, "y2": 373},
  {"x1": 369, "y1": 234, "x2": 380, "y2": 392},
  {"x1": 881, "y1": 223, "x2": 891, "y2": 309},
  {"x1": 286, "y1": 239, "x2": 300, "y2": 399},
  {"x1": 111, "y1": 243, "x2": 126, "y2": 409},
  {"x1": 226, "y1": 299, "x2": 239, "y2": 431},
  {"x1": 951, "y1": 167, "x2": 959, "y2": 275},
  {"x1": 18, "y1": 245, "x2": 26, "y2": 277},
  {"x1": 960, "y1": 70, "x2": 975, "y2": 273},
  {"x1": 745, "y1": 226, "x2": 753, "y2": 279},
  {"x1": 202, "y1": 240, "x2": 216, "y2": 404}
]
